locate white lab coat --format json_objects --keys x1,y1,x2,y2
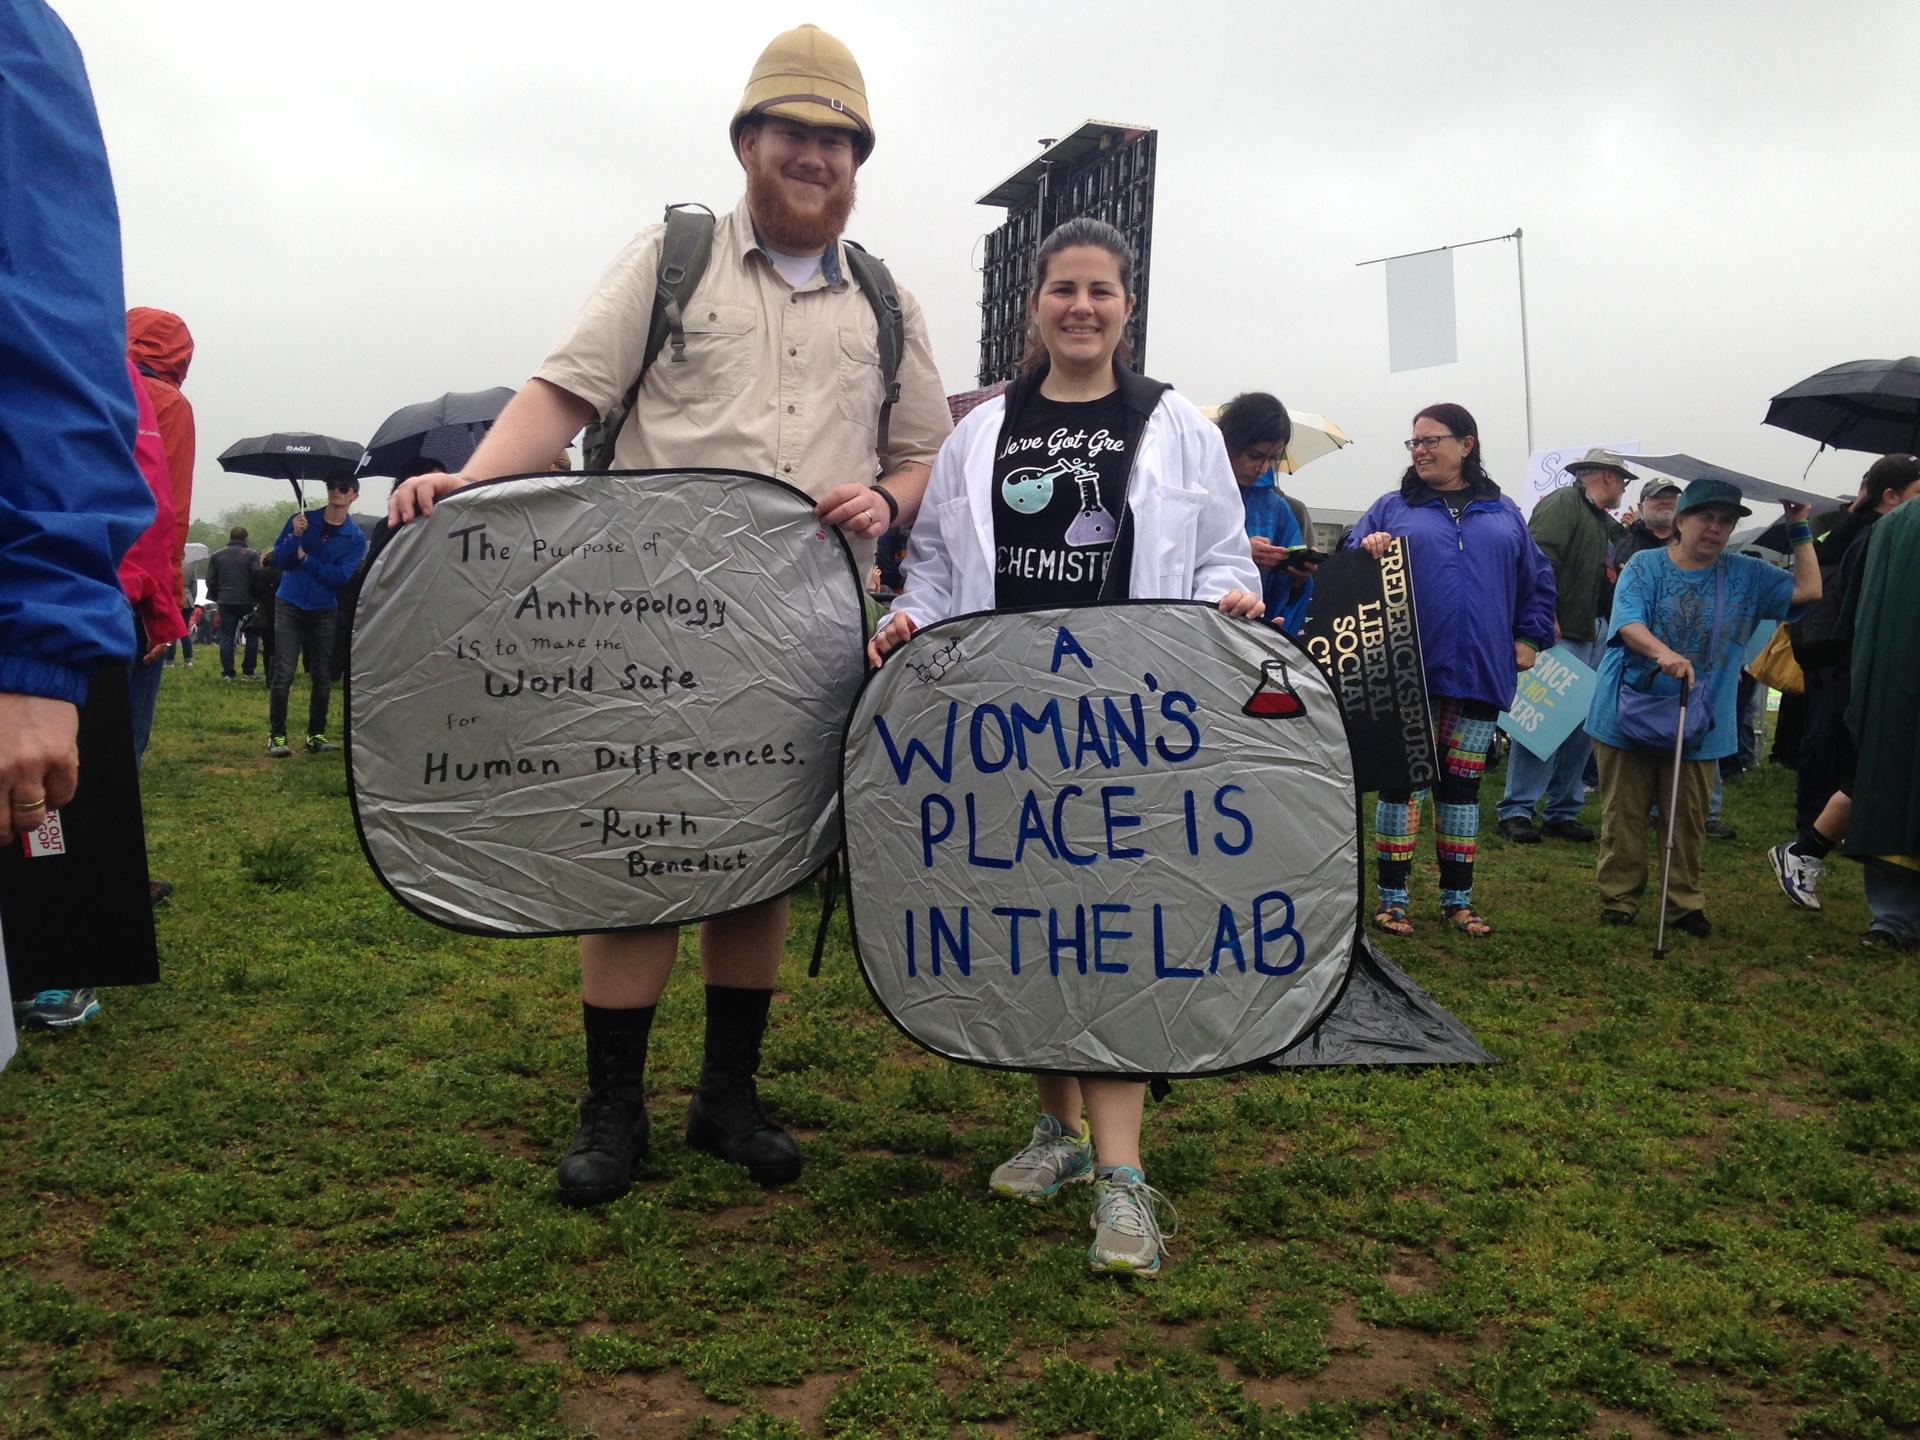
[{"x1": 890, "y1": 385, "x2": 1259, "y2": 629}]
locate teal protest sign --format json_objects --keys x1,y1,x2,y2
[
  {"x1": 842, "y1": 604, "x2": 1359, "y2": 1077},
  {"x1": 1497, "y1": 643, "x2": 1598, "y2": 760}
]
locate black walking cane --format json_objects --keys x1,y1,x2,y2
[{"x1": 1653, "y1": 677, "x2": 1692, "y2": 959}]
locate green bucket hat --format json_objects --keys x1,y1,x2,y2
[{"x1": 1675, "y1": 477, "x2": 1751, "y2": 518}]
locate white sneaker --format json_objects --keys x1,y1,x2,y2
[
  {"x1": 1088, "y1": 1166, "x2": 1177, "y2": 1277},
  {"x1": 988, "y1": 1115, "x2": 1092, "y2": 1202},
  {"x1": 1769, "y1": 842, "x2": 1824, "y2": 911}
]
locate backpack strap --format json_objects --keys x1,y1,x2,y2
[
  {"x1": 586, "y1": 203, "x2": 715, "y2": 470},
  {"x1": 841, "y1": 240, "x2": 906, "y2": 463},
  {"x1": 585, "y1": 209, "x2": 906, "y2": 472}
]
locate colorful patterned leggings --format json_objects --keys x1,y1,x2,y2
[{"x1": 1375, "y1": 695, "x2": 1500, "y2": 913}]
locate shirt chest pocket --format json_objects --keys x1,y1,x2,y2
[
  {"x1": 1143, "y1": 488, "x2": 1204, "y2": 593},
  {"x1": 836, "y1": 325, "x2": 884, "y2": 424},
  {"x1": 653, "y1": 304, "x2": 755, "y2": 401}
]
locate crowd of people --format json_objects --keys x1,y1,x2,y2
[{"x1": 7, "y1": 9, "x2": 1918, "y2": 1282}]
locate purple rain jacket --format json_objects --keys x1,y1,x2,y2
[{"x1": 1344, "y1": 476, "x2": 1557, "y2": 711}]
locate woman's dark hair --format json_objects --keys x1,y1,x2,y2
[
  {"x1": 1398, "y1": 401, "x2": 1493, "y2": 493},
  {"x1": 1217, "y1": 392, "x2": 1292, "y2": 458},
  {"x1": 1018, "y1": 217, "x2": 1135, "y2": 375}
]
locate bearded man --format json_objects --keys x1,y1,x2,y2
[{"x1": 389, "y1": 24, "x2": 950, "y2": 1206}]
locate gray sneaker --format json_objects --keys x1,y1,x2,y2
[
  {"x1": 1768, "y1": 842, "x2": 1824, "y2": 911},
  {"x1": 1088, "y1": 1166, "x2": 1177, "y2": 1277},
  {"x1": 988, "y1": 1115, "x2": 1092, "y2": 1202}
]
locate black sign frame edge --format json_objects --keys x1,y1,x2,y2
[
  {"x1": 342, "y1": 468, "x2": 867, "y2": 940},
  {"x1": 836, "y1": 599, "x2": 1369, "y2": 1082}
]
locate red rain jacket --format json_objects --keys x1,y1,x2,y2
[
  {"x1": 118, "y1": 360, "x2": 185, "y2": 649},
  {"x1": 125, "y1": 307, "x2": 195, "y2": 605}
]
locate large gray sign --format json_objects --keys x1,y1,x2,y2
[
  {"x1": 349, "y1": 471, "x2": 865, "y2": 935},
  {"x1": 843, "y1": 605, "x2": 1359, "y2": 1076}
]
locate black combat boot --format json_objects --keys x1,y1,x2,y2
[
  {"x1": 685, "y1": 985, "x2": 801, "y2": 1186},
  {"x1": 556, "y1": 1006, "x2": 654, "y2": 1207}
]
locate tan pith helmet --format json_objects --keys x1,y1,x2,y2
[{"x1": 730, "y1": 24, "x2": 874, "y2": 162}]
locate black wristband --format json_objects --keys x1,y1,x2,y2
[{"x1": 869, "y1": 483, "x2": 900, "y2": 526}]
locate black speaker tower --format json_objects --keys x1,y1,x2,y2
[{"x1": 975, "y1": 121, "x2": 1158, "y2": 388}]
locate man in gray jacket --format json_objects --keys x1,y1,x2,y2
[{"x1": 204, "y1": 526, "x2": 260, "y2": 680}]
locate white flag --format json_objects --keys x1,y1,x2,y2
[{"x1": 1385, "y1": 249, "x2": 1457, "y2": 372}]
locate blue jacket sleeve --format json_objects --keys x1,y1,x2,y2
[
  {"x1": 1342, "y1": 494, "x2": 1395, "y2": 549},
  {"x1": 303, "y1": 522, "x2": 367, "y2": 591},
  {"x1": 273, "y1": 515, "x2": 306, "y2": 569},
  {"x1": 0, "y1": 1, "x2": 154, "y2": 704},
  {"x1": 1511, "y1": 506, "x2": 1558, "y2": 647}
]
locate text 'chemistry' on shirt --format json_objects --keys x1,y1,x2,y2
[{"x1": 990, "y1": 390, "x2": 1136, "y2": 610}]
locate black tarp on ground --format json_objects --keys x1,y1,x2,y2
[{"x1": 1274, "y1": 930, "x2": 1496, "y2": 1067}]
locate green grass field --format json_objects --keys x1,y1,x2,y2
[{"x1": 2, "y1": 668, "x2": 1916, "y2": 1439}]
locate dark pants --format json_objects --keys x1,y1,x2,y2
[
  {"x1": 269, "y1": 599, "x2": 336, "y2": 738},
  {"x1": 218, "y1": 603, "x2": 260, "y2": 677},
  {"x1": 1796, "y1": 667, "x2": 1842, "y2": 832}
]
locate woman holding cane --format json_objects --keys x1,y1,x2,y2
[
  {"x1": 1586, "y1": 479, "x2": 1819, "y2": 935},
  {"x1": 869, "y1": 217, "x2": 1261, "y2": 1277}
]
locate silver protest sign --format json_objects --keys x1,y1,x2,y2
[
  {"x1": 843, "y1": 604, "x2": 1359, "y2": 1077},
  {"x1": 349, "y1": 470, "x2": 865, "y2": 935}
]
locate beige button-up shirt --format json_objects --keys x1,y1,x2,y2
[{"x1": 535, "y1": 196, "x2": 951, "y2": 527}]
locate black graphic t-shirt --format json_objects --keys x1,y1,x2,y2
[
  {"x1": 1414, "y1": 483, "x2": 1471, "y2": 521},
  {"x1": 991, "y1": 390, "x2": 1136, "y2": 609}
]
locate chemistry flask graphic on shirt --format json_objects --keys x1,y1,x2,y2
[
  {"x1": 999, "y1": 459, "x2": 1118, "y2": 546},
  {"x1": 999, "y1": 458, "x2": 1067, "y2": 514}
]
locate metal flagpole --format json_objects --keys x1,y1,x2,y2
[
  {"x1": 1514, "y1": 227, "x2": 1535, "y2": 452},
  {"x1": 1358, "y1": 228, "x2": 1535, "y2": 452}
]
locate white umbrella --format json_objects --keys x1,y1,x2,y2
[{"x1": 1199, "y1": 405, "x2": 1354, "y2": 473}]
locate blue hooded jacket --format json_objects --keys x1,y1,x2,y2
[
  {"x1": 0, "y1": 1, "x2": 156, "y2": 705},
  {"x1": 1345, "y1": 477, "x2": 1557, "y2": 710},
  {"x1": 1239, "y1": 468, "x2": 1313, "y2": 634}
]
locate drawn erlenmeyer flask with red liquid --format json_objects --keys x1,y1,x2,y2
[{"x1": 1243, "y1": 658, "x2": 1307, "y2": 718}]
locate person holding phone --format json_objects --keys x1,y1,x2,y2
[{"x1": 1216, "y1": 391, "x2": 1317, "y2": 634}]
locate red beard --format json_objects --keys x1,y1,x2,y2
[{"x1": 747, "y1": 164, "x2": 856, "y2": 253}]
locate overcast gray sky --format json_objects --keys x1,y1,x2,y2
[{"x1": 63, "y1": 0, "x2": 1920, "y2": 523}]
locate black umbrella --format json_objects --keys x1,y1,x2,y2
[
  {"x1": 218, "y1": 432, "x2": 365, "y2": 503},
  {"x1": 356, "y1": 387, "x2": 516, "y2": 480},
  {"x1": 1764, "y1": 357, "x2": 1920, "y2": 455},
  {"x1": 1628, "y1": 452, "x2": 1827, "y2": 510}
]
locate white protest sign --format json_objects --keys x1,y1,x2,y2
[
  {"x1": 1518, "y1": 442, "x2": 1640, "y2": 522},
  {"x1": 348, "y1": 471, "x2": 866, "y2": 935},
  {"x1": 843, "y1": 605, "x2": 1359, "y2": 1077},
  {"x1": 1498, "y1": 643, "x2": 1599, "y2": 760}
]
